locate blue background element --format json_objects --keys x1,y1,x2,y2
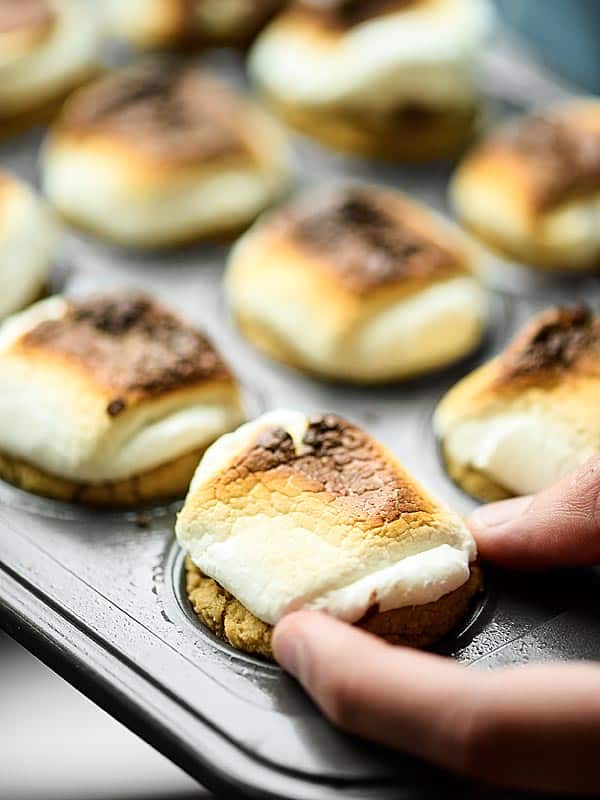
[{"x1": 498, "y1": 0, "x2": 600, "y2": 92}]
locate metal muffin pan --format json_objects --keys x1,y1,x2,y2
[{"x1": 2, "y1": 42, "x2": 600, "y2": 800}]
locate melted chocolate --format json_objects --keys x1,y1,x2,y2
[
  {"x1": 61, "y1": 62, "x2": 248, "y2": 165},
  {"x1": 224, "y1": 413, "x2": 431, "y2": 526},
  {"x1": 22, "y1": 293, "x2": 232, "y2": 410},
  {"x1": 291, "y1": 188, "x2": 460, "y2": 293},
  {"x1": 504, "y1": 115, "x2": 600, "y2": 210}
]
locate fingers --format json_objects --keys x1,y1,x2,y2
[
  {"x1": 461, "y1": 661, "x2": 600, "y2": 795},
  {"x1": 274, "y1": 610, "x2": 600, "y2": 794},
  {"x1": 273, "y1": 610, "x2": 472, "y2": 765},
  {"x1": 469, "y1": 454, "x2": 600, "y2": 569}
]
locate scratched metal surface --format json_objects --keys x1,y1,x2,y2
[{"x1": 1, "y1": 38, "x2": 600, "y2": 800}]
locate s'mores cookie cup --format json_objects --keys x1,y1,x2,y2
[
  {"x1": 226, "y1": 184, "x2": 487, "y2": 383},
  {"x1": 0, "y1": 0, "x2": 99, "y2": 138},
  {"x1": 105, "y1": 0, "x2": 285, "y2": 52},
  {"x1": 41, "y1": 61, "x2": 291, "y2": 248},
  {"x1": 0, "y1": 171, "x2": 57, "y2": 320},
  {"x1": 0, "y1": 292, "x2": 244, "y2": 506},
  {"x1": 435, "y1": 305, "x2": 600, "y2": 502},
  {"x1": 178, "y1": 411, "x2": 482, "y2": 658},
  {"x1": 451, "y1": 100, "x2": 600, "y2": 271},
  {"x1": 249, "y1": 0, "x2": 493, "y2": 160}
]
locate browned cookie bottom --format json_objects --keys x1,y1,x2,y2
[
  {"x1": 458, "y1": 218, "x2": 600, "y2": 273},
  {"x1": 54, "y1": 208, "x2": 261, "y2": 251},
  {"x1": 0, "y1": 67, "x2": 101, "y2": 143},
  {"x1": 185, "y1": 558, "x2": 483, "y2": 659},
  {"x1": 0, "y1": 447, "x2": 206, "y2": 507},
  {"x1": 442, "y1": 446, "x2": 514, "y2": 503},
  {"x1": 129, "y1": 10, "x2": 282, "y2": 55},
  {"x1": 234, "y1": 313, "x2": 477, "y2": 385},
  {"x1": 264, "y1": 96, "x2": 479, "y2": 162},
  {"x1": 234, "y1": 312, "x2": 340, "y2": 382}
]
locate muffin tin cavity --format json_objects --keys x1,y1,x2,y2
[{"x1": 4, "y1": 32, "x2": 600, "y2": 800}]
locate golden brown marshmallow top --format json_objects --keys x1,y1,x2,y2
[
  {"x1": 0, "y1": 0, "x2": 54, "y2": 35},
  {"x1": 55, "y1": 62, "x2": 253, "y2": 166},
  {"x1": 18, "y1": 293, "x2": 233, "y2": 413},
  {"x1": 275, "y1": 187, "x2": 466, "y2": 295},
  {"x1": 220, "y1": 413, "x2": 434, "y2": 528},
  {"x1": 491, "y1": 112, "x2": 600, "y2": 212},
  {"x1": 496, "y1": 305, "x2": 600, "y2": 390}
]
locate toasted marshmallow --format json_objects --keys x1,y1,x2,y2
[
  {"x1": 41, "y1": 61, "x2": 291, "y2": 248},
  {"x1": 105, "y1": 0, "x2": 284, "y2": 51},
  {"x1": 249, "y1": 0, "x2": 492, "y2": 113},
  {"x1": 177, "y1": 410, "x2": 477, "y2": 625},
  {"x1": 226, "y1": 184, "x2": 486, "y2": 383},
  {"x1": 0, "y1": 171, "x2": 56, "y2": 319},
  {"x1": 0, "y1": 0, "x2": 99, "y2": 121},
  {"x1": 451, "y1": 99, "x2": 600, "y2": 271},
  {"x1": 436, "y1": 305, "x2": 600, "y2": 499},
  {"x1": 0, "y1": 292, "x2": 243, "y2": 489}
]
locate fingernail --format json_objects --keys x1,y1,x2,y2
[
  {"x1": 470, "y1": 495, "x2": 533, "y2": 530},
  {"x1": 273, "y1": 626, "x2": 303, "y2": 677}
]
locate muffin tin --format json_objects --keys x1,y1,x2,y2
[{"x1": 1, "y1": 41, "x2": 600, "y2": 800}]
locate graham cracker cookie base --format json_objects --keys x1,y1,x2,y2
[
  {"x1": 53, "y1": 208, "x2": 261, "y2": 251},
  {"x1": 442, "y1": 446, "x2": 514, "y2": 503},
  {"x1": 185, "y1": 558, "x2": 483, "y2": 659},
  {"x1": 459, "y1": 218, "x2": 600, "y2": 273},
  {"x1": 264, "y1": 96, "x2": 479, "y2": 162},
  {"x1": 234, "y1": 313, "x2": 480, "y2": 385},
  {"x1": 0, "y1": 66, "x2": 101, "y2": 143},
  {"x1": 0, "y1": 446, "x2": 206, "y2": 508}
]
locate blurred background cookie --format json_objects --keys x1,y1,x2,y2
[
  {"x1": 0, "y1": 291, "x2": 244, "y2": 506},
  {"x1": 435, "y1": 305, "x2": 600, "y2": 502},
  {"x1": 451, "y1": 99, "x2": 600, "y2": 271},
  {"x1": 177, "y1": 410, "x2": 481, "y2": 658},
  {"x1": 105, "y1": 0, "x2": 286, "y2": 52},
  {"x1": 227, "y1": 183, "x2": 487, "y2": 383},
  {"x1": 0, "y1": 170, "x2": 57, "y2": 320},
  {"x1": 0, "y1": 0, "x2": 100, "y2": 138},
  {"x1": 41, "y1": 60, "x2": 291, "y2": 248},
  {"x1": 249, "y1": 0, "x2": 493, "y2": 160}
]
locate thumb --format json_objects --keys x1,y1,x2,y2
[{"x1": 469, "y1": 455, "x2": 600, "y2": 569}]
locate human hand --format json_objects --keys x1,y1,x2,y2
[{"x1": 273, "y1": 456, "x2": 600, "y2": 795}]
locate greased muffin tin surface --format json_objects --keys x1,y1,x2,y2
[{"x1": 2, "y1": 46, "x2": 600, "y2": 800}]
